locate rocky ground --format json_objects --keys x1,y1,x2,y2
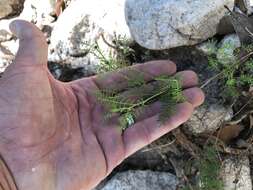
[{"x1": 1, "y1": 0, "x2": 253, "y2": 189}]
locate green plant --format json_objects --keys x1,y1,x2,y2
[
  {"x1": 198, "y1": 146, "x2": 223, "y2": 190},
  {"x1": 110, "y1": 33, "x2": 136, "y2": 63},
  {"x1": 182, "y1": 146, "x2": 223, "y2": 190},
  {"x1": 88, "y1": 33, "x2": 135, "y2": 73},
  {"x1": 88, "y1": 41, "x2": 127, "y2": 73},
  {"x1": 96, "y1": 73, "x2": 185, "y2": 130},
  {"x1": 89, "y1": 34, "x2": 185, "y2": 130},
  {"x1": 207, "y1": 44, "x2": 253, "y2": 100}
]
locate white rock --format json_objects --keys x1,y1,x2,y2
[
  {"x1": 185, "y1": 104, "x2": 233, "y2": 134},
  {"x1": 18, "y1": 0, "x2": 38, "y2": 22},
  {"x1": 64, "y1": 0, "x2": 73, "y2": 7},
  {"x1": 0, "y1": 57, "x2": 12, "y2": 73},
  {"x1": 94, "y1": 170, "x2": 178, "y2": 190},
  {"x1": 221, "y1": 156, "x2": 252, "y2": 190},
  {"x1": 49, "y1": 0, "x2": 131, "y2": 69},
  {"x1": 1, "y1": 39, "x2": 18, "y2": 54},
  {"x1": 125, "y1": 0, "x2": 234, "y2": 50},
  {"x1": 26, "y1": 0, "x2": 55, "y2": 27},
  {"x1": 0, "y1": 28, "x2": 12, "y2": 43},
  {"x1": 13, "y1": 0, "x2": 55, "y2": 28},
  {"x1": 217, "y1": 34, "x2": 241, "y2": 64}
]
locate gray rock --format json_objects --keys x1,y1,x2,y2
[
  {"x1": 217, "y1": 34, "x2": 241, "y2": 64},
  {"x1": 184, "y1": 104, "x2": 233, "y2": 134},
  {"x1": 221, "y1": 156, "x2": 252, "y2": 190},
  {"x1": 125, "y1": 0, "x2": 234, "y2": 50},
  {"x1": 94, "y1": 170, "x2": 178, "y2": 190},
  {"x1": 0, "y1": 0, "x2": 25, "y2": 20},
  {"x1": 217, "y1": 15, "x2": 235, "y2": 35},
  {"x1": 49, "y1": 0, "x2": 131, "y2": 70}
]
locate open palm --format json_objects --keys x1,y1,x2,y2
[{"x1": 0, "y1": 20, "x2": 204, "y2": 190}]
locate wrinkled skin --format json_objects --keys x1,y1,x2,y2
[{"x1": 0, "y1": 20, "x2": 205, "y2": 190}]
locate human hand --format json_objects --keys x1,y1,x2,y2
[{"x1": 0, "y1": 20, "x2": 204, "y2": 190}]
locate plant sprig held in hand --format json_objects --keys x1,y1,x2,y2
[{"x1": 96, "y1": 70, "x2": 185, "y2": 130}]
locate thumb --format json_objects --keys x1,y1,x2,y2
[{"x1": 9, "y1": 20, "x2": 48, "y2": 66}]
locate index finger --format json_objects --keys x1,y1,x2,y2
[{"x1": 92, "y1": 60, "x2": 177, "y2": 91}]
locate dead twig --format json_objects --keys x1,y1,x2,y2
[
  {"x1": 172, "y1": 128, "x2": 201, "y2": 158},
  {"x1": 141, "y1": 139, "x2": 176, "y2": 153}
]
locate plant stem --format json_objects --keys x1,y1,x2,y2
[{"x1": 107, "y1": 82, "x2": 175, "y2": 113}]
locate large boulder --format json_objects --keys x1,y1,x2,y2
[
  {"x1": 125, "y1": 0, "x2": 234, "y2": 50},
  {"x1": 49, "y1": 0, "x2": 131, "y2": 69},
  {"x1": 94, "y1": 170, "x2": 178, "y2": 190},
  {"x1": 0, "y1": 0, "x2": 25, "y2": 20}
]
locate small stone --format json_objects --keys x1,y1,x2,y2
[
  {"x1": 217, "y1": 34, "x2": 241, "y2": 64},
  {"x1": 94, "y1": 170, "x2": 178, "y2": 190},
  {"x1": 221, "y1": 156, "x2": 252, "y2": 190},
  {"x1": 184, "y1": 104, "x2": 233, "y2": 134}
]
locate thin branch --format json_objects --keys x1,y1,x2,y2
[
  {"x1": 200, "y1": 72, "x2": 223, "y2": 89},
  {"x1": 100, "y1": 33, "x2": 117, "y2": 49},
  {"x1": 230, "y1": 97, "x2": 253, "y2": 121}
]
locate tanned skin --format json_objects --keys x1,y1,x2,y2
[{"x1": 0, "y1": 20, "x2": 204, "y2": 190}]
